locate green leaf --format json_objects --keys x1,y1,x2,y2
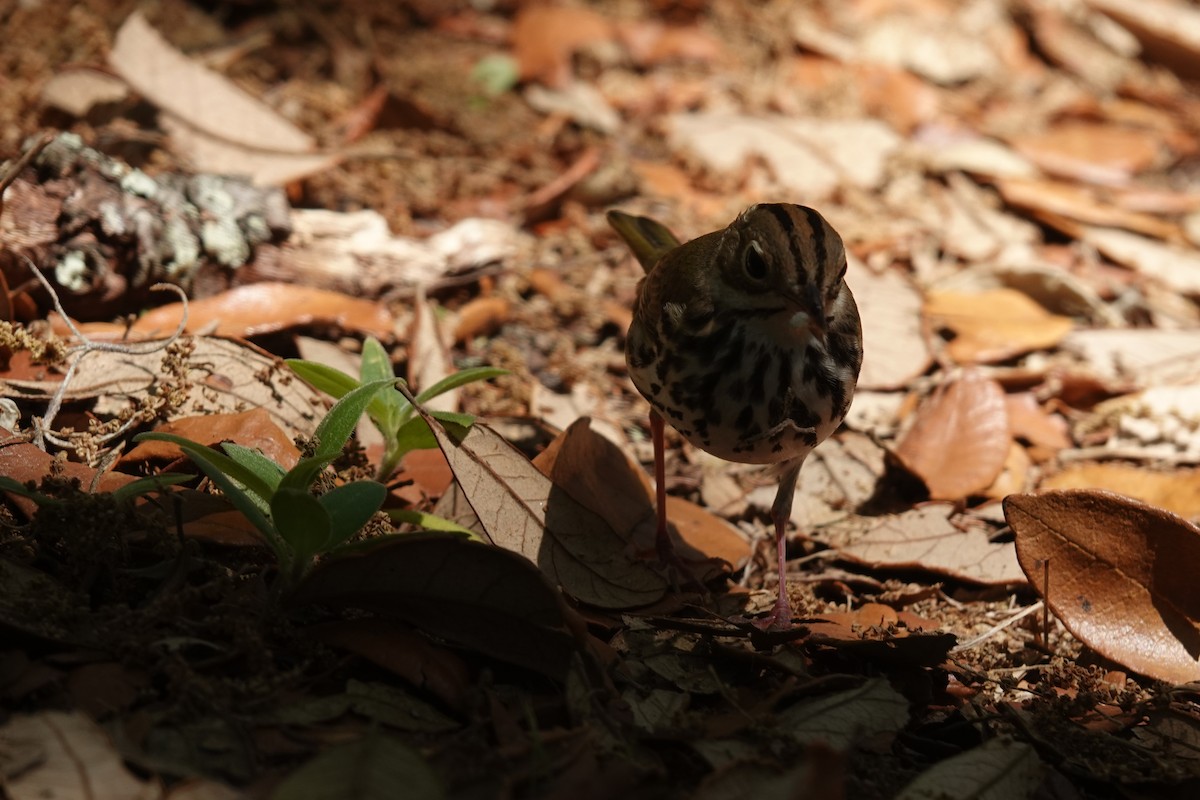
[
  {"x1": 414, "y1": 367, "x2": 508, "y2": 404},
  {"x1": 392, "y1": 412, "x2": 475, "y2": 454},
  {"x1": 386, "y1": 509, "x2": 481, "y2": 539},
  {"x1": 285, "y1": 359, "x2": 359, "y2": 401},
  {"x1": 135, "y1": 432, "x2": 276, "y2": 505},
  {"x1": 135, "y1": 433, "x2": 276, "y2": 544},
  {"x1": 280, "y1": 378, "x2": 398, "y2": 493},
  {"x1": 270, "y1": 731, "x2": 443, "y2": 800},
  {"x1": 312, "y1": 378, "x2": 399, "y2": 462},
  {"x1": 109, "y1": 473, "x2": 193, "y2": 504},
  {"x1": 360, "y1": 337, "x2": 406, "y2": 433},
  {"x1": 221, "y1": 443, "x2": 286, "y2": 491},
  {"x1": 320, "y1": 481, "x2": 387, "y2": 550},
  {"x1": 272, "y1": 487, "x2": 331, "y2": 563}
]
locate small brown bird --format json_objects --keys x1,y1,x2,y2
[{"x1": 609, "y1": 204, "x2": 862, "y2": 628}]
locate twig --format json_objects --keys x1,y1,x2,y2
[{"x1": 951, "y1": 601, "x2": 1045, "y2": 653}]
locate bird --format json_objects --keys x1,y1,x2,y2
[{"x1": 608, "y1": 203, "x2": 862, "y2": 629}]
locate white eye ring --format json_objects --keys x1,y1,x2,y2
[{"x1": 743, "y1": 240, "x2": 768, "y2": 280}]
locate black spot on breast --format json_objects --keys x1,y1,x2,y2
[
  {"x1": 650, "y1": 382, "x2": 662, "y2": 395},
  {"x1": 735, "y1": 404, "x2": 754, "y2": 430},
  {"x1": 748, "y1": 351, "x2": 771, "y2": 403},
  {"x1": 789, "y1": 397, "x2": 820, "y2": 428}
]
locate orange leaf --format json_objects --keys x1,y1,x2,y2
[
  {"x1": 512, "y1": 6, "x2": 614, "y2": 88},
  {"x1": 1004, "y1": 490, "x2": 1200, "y2": 684},
  {"x1": 893, "y1": 370, "x2": 1009, "y2": 500},
  {"x1": 1041, "y1": 464, "x2": 1200, "y2": 520},
  {"x1": 925, "y1": 289, "x2": 1073, "y2": 364}
]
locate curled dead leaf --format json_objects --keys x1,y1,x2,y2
[
  {"x1": 1004, "y1": 489, "x2": 1200, "y2": 684},
  {"x1": 925, "y1": 288, "x2": 1074, "y2": 364}
]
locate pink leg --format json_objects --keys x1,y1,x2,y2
[
  {"x1": 650, "y1": 409, "x2": 671, "y2": 560},
  {"x1": 754, "y1": 460, "x2": 803, "y2": 630}
]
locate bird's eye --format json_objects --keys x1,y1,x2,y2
[{"x1": 743, "y1": 242, "x2": 768, "y2": 281}]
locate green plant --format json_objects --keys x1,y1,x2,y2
[
  {"x1": 0, "y1": 473, "x2": 194, "y2": 506},
  {"x1": 134, "y1": 379, "x2": 398, "y2": 588},
  {"x1": 286, "y1": 337, "x2": 506, "y2": 481}
]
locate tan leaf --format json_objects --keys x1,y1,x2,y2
[
  {"x1": 1004, "y1": 490, "x2": 1200, "y2": 684},
  {"x1": 1005, "y1": 393, "x2": 1072, "y2": 452},
  {"x1": 1, "y1": 711, "x2": 160, "y2": 800},
  {"x1": 820, "y1": 504, "x2": 1025, "y2": 585},
  {"x1": 452, "y1": 296, "x2": 510, "y2": 344},
  {"x1": 994, "y1": 176, "x2": 1180, "y2": 241},
  {"x1": 1084, "y1": 0, "x2": 1200, "y2": 81},
  {"x1": 1041, "y1": 464, "x2": 1200, "y2": 520},
  {"x1": 893, "y1": 370, "x2": 1010, "y2": 500},
  {"x1": 846, "y1": 258, "x2": 931, "y2": 390},
  {"x1": 413, "y1": 414, "x2": 667, "y2": 609},
  {"x1": 1010, "y1": 122, "x2": 1167, "y2": 184},
  {"x1": 925, "y1": 288, "x2": 1074, "y2": 364},
  {"x1": 130, "y1": 283, "x2": 395, "y2": 340},
  {"x1": 408, "y1": 291, "x2": 456, "y2": 412},
  {"x1": 108, "y1": 12, "x2": 338, "y2": 185},
  {"x1": 1080, "y1": 225, "x2": 1200, "y2": 295}
]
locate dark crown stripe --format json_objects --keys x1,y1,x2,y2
[
  {"x1": 763, "y1": 204, "x2": 809, "y2": 286},
  {"x1": 800, "y1": 205, "x2": 828, "y2": 290}
]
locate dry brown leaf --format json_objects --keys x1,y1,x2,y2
[
  {"x1": 1085, "y1": 0, "x2": 1200, "y2": 81},
  {"x1": 0, "y1": 428, "x2": 134, "y2": 519},
  {"x1": 131, "y1": 283, "x2": 395, "y2": 339},
  {"x1": 120, "y1": 408, "x2": 300, "y2": 470},
  {"x1": 894, "y1": 370, "x2": 1010, "y2": 501},
  {"x1": 994, "y1": 176, "x2": 1180, "y2": 241},
  {"x1": 846, "y1": 258, "x2": 932, "y2": 390},
  {"x1": 39, "y1": 67, "x2": 130, "y2": 117},
  {"x1": 669, "y1": 113, "x2": 900, "y2": 197},
  {"x1": 1062, "y1": 329, "x2": 1200, "y2": 385},
  {"x1": 408, "y1": 292, "x2": 456, "y2": 412},
  {"x1": 1, "y1": 336, "x2": 324, "y2": 442},
  {"x1": 1, "y1": 711, "x2": 160, "y2": 799},
  {"x1": 453, "y1": 296, "x2": 510, "y2": 344},
  {"x1": 925, "y1": 288, "x2": 1074, "y2": 363},
  {"x1": 534, "y1": 418, "x2": 748, "y2": 574},
  {"x1": 414, "y1": 412, "x2": 667, "y2": 609},
  {"x1": 819, "y1": 504, "x2": 1025, "y2": 585},
  {"x1": 1080, "y1": 225, "x2": 1200, "y2": 295},
  {"x1": 108, "y1": 12, "x2": 338, "y2": 185},
  {"x1": 511, "y1": 6, "x2": 614, "y2": 88},
  {"x1": 982, "y1": 441, "x2": 1032, "y2": 499},
  {"x1": 1005, "y1": 490, "x2": 1200, "y2": 683},
  {"x1": 1010, "y1": 122, "x2": 1166, "y2": 185},
  {"x1": 1041, "y1": 464, "x2": 1200, "y2": 520},
  {"x1": 617, "y1": 21, "x2": 725, "y2": 67},
  {"x1": 1006, "y1": 392, "x2": 1072, "y2": 451}
]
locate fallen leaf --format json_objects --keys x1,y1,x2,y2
[
  {"x1": 1005, "y1": 490, "x2": 1200, "y2": 683},
  {"x1": 893, "y1": 370, "x2": 1010, "y2": 500},
  {"x1": 819, "y1": 504, "x2": 1025, "y2": 585},
  {"x1": 1042, "y1": 464, "x2": 1200, "y2": 520},
  {"x1": 121, "y1": 408, "x2": 300, "y2": 469},
  {"x1": 1080, "y1": 225, "x2": 1200, "y2": 295},
  {"x1": 0, "y1": 428, "x2": 134, "y2": 518},
  {"x1": 130, "y1": 283, "x2": 395, "y2": 339},
  {"x1": 1, "y1": 711, "x2": 160, "y2": 800},
  {"x1": 452, "y1": 296, "x2": 510, "y2": 344},
  {"x1": 1085, "y1": 0, "x2": 1200, "y2": 81},
  {"x1": 896, "y1": 738, "x2": 1043, "y2": 800},
  {"x1": 1, "y1": 336, "x2": 326, "y2": 442},
  {"x1": 845, "y1": 258, "x2": 931, "y2": 390},
  {"x1": 617, "y1": 21, "x2": 725, "y2": 67},
  {"x1": 108, "y1": 12, "x2": 338, "y2": 185},
  {"x1": 669, "y1": 114, "x2": 901, "y2": 197},
  {"x1": 1005, "y1": 392, "x2": 1072, "y2": 451},
  {"x1": 925, "y1": 288, "x2": 1074, "y2": 364},
  {"x1": 292, "y1": 533, "x2": 580, "y2": 680},
  {"x1": 408, "y1": 291, "x2": 456, "y2": 412},
  {"x1": 856, "y1": 13, "x2": 998, "y2": 85},
  {"x1": 39, "y1": 67, "x2": 130, "y2": 117},
  {"x1": 270, "y1": 733, "x2": 440, "y2": 800},
  {"x1": 1010, "y1": 121, "x2": 1166, "y2": 185},
  {"x1": 994, "y1": 176, "x2": 1179, "y2": 241},
  {"x1": 511, "y1": 5, "x2": 614, "y2": 88},
  {"x1": 777, "y1": 678, "x2": 909, "y2": 750},
  {"x1": 413, "y1": 412, "x2": 668, "y2": 609}
]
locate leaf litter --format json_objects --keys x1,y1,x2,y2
[{"x1": 4, "y1": 0, "x2": 1200, "y2": 796}]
